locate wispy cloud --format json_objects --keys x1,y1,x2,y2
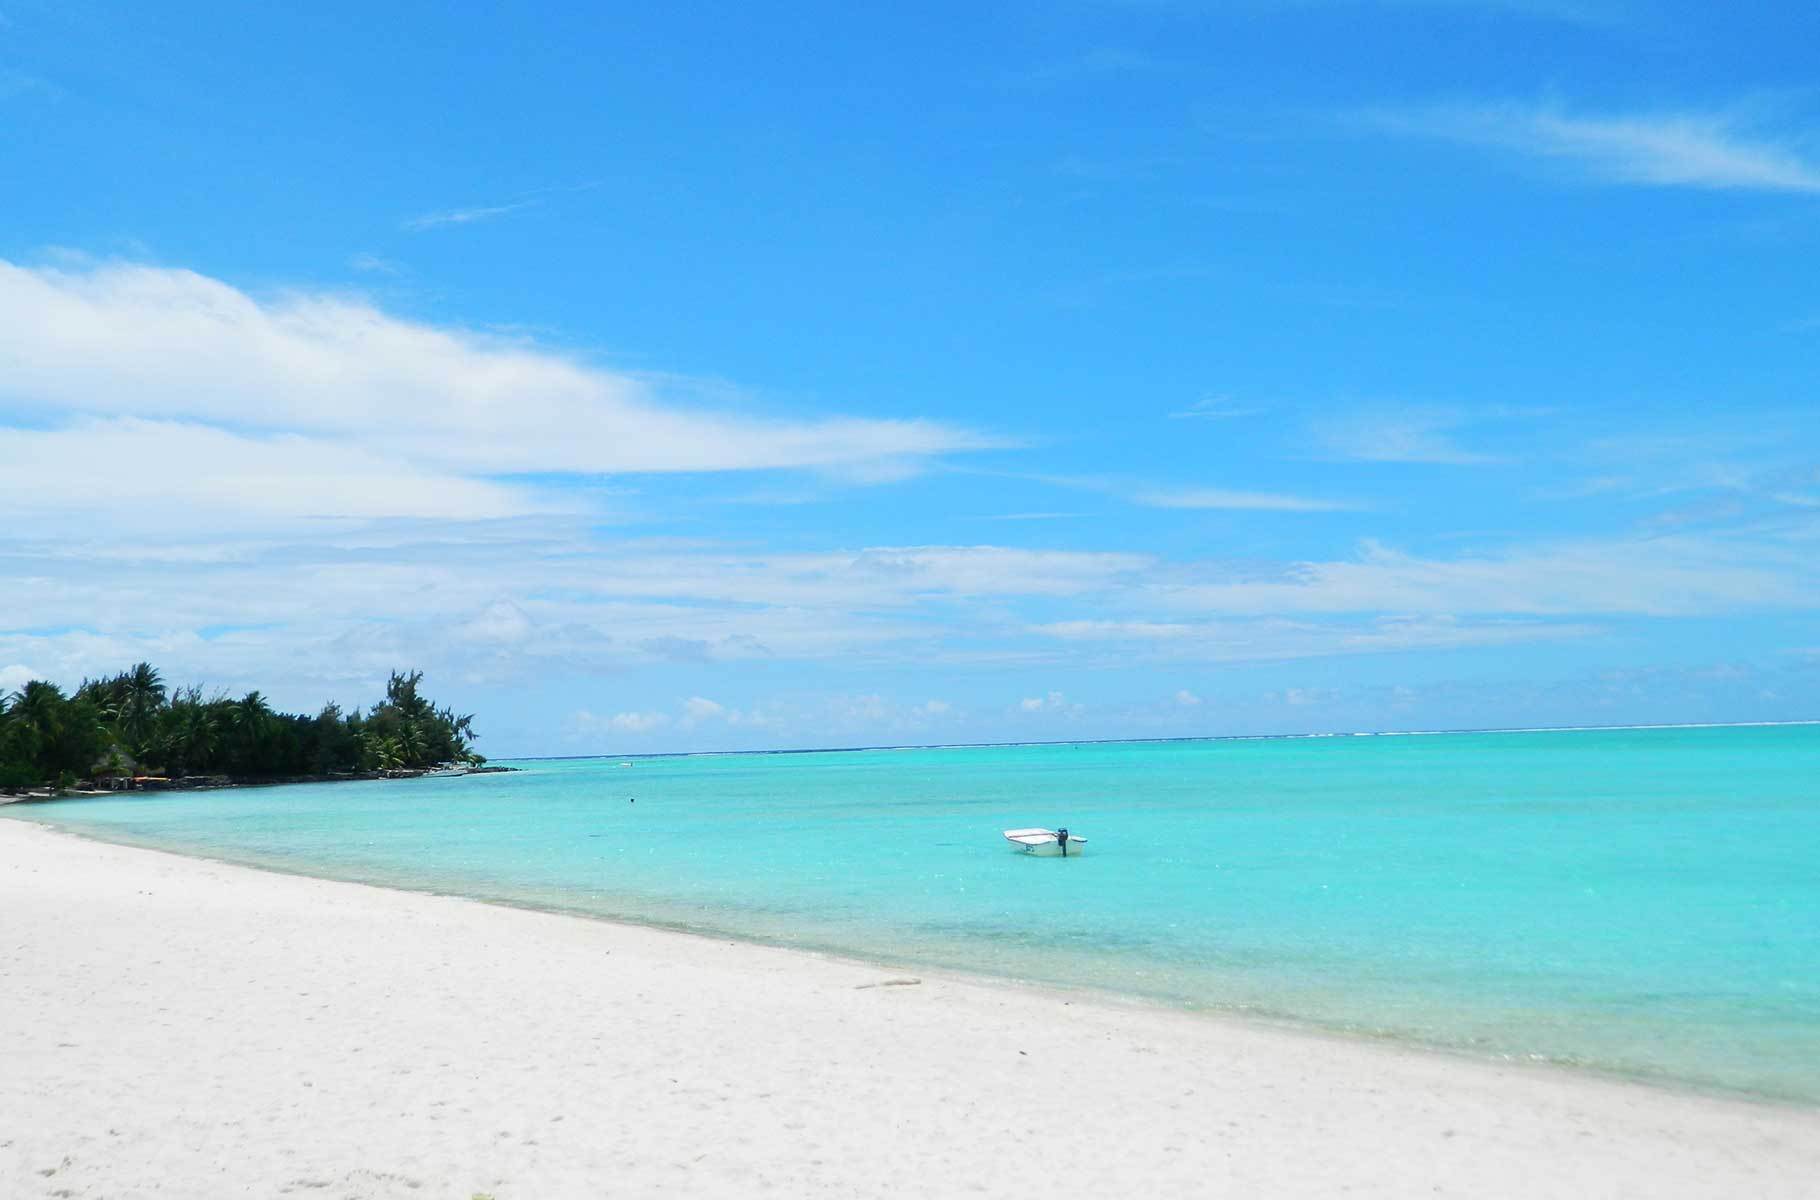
[
  {"x1": 1367, "y1": 100, "x2": 1820, "y2": 193},
  {"x1": 565, "y1": 691, "x2": 962, "y2": 747},
  {"x1": 348, "y1": 252, "x2": 403, "y2": 275},
  {"x1": 403, "y1": 199, "x2": 537, "y2": 231},
  {"x1": 1133, "y1": 486, "x2": 1360, "y2": 511},
  {"x1": 402, "y1": 181, "x2": 602, "y2": 232},
  {"x1": 1029, "y1": 614, "x2": 1601, "y2": 662},
  {"x1": 2, "y1": 514, "x2": 1814, "y2": 715},
  {"x1": 1014, "y1": 469, "x2": 1353, "y2": 513},
  {"x1": 1169, "y1": 396, "x2": 1267, "y2": 420},
  {"x1": 1148, "y1": 533, "x2": 1811, "y2": 618},
  {"x1": 1311, "y1": 407, "x2": 1498, "y2": 465}
]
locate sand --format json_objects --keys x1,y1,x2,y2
[{"x1": 2, "y1": 819, "x2": 1816, "y2": 1198}]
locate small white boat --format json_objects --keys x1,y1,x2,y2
[
  {"x1": 1003, "y1": 827, "x2": 1086, "y2": 857},
  {"x1": 423, "y1": 766, "x2": 468, "y2": 778}
]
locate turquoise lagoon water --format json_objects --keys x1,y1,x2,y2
[{"x1": 12, "y1": 723, "x2": 1820, "y2": 1102}]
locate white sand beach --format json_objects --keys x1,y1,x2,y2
[{"x1": 3, "y1": 819, "x2": 1816, "y2": 1199}]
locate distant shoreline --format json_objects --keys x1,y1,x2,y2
[{"x1": 514, "y1": 716, "x2": 1820, "y2": 763}]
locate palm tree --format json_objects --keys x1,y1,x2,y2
[
  {"x1": 5, "y1": 682, "x2": 107, "y2": 786},
  {"x1": 118, "y1": 662, "x2": 166, "y2": 753},
  {"x1": 360, "y1": 730, "x2": 404, "y2": 771},
  {"x1": 160, "y1": 689, "x2": 219, "y2": 775},
  {"x1": 77, "y1": 678, "x2": 122, "y2": 723},
  {"x1": 0, "y1": 689, "x2": 33, "y2": 790},
  {"x1": 184, "y1": 706, "x2": 220, "y2": 771},
  {"x1": 230, "y1": 691, "x2": 273, "y2": 774},
  {"x1": 399, "y1": 721, "x2": 427, "y2": 767},
  {"x1": 9, "y1": 680, "x2": 65, "y2": 759}
]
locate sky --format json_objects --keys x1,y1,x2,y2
[{"x1": 2, "y1": 1, "x2": 1818, "y2": 755}]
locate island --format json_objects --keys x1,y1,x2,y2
[{"x1": 0, "y1": 665, "x2": 504, "y2": 798}]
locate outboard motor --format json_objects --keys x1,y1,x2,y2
[{"x1": 1056, "y1": 827, "x2": 1070, "y2": 857}]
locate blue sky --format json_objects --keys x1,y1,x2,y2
[{"x1": 2, "y1": 1, "x2": 1818, "y2": 753}]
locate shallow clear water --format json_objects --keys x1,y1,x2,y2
[{"x1": 14, "y1": 724, "x2": 1820, "y2": 1102}]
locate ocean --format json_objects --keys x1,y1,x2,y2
[{"x1": 14, "y1": 723, "x2": 1820, "y2": 1103}]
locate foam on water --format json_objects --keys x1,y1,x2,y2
[{"x1": 14, "y1": 724, "x2": 1820, "y2": 1101}]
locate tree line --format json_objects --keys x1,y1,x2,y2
[{"x1": 0, "y1": 664, "x2": 482, "y2": 792}]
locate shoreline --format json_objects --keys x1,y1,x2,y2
[
  {"x1": 0, "y1": 764, "x2": 516, "y2": 805},
  {"x1": 5, "y1": 820, "x2": 1817, "y2": 1197},
  {"x1": 10, "y1": 812, "x2": 1811, "y2": 1112}
]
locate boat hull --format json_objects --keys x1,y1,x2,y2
[
  {"x1": 1003, "y1": 830, "x2": 1088, "y2": 856},
  {"x1": 1016, "y1": 839, "x2": 1085, "y2": 857}
]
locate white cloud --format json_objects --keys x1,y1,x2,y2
[
  {"x1": 682, "y1": 696, "x2": 727, "y2": 725},
  {"x1": 1149, "y1": 536, "x2": 1806, "y2": 618},
  {"x1": 1021, "y1": 469, "x2": 1352, "y2": 515},
  {"x1": 0, "y1": 419, "x2": 548, "y2": 529},
  {"x1": 0, "y1": 665, "x2": 41, "y2": 696},
  {"x1": 568, "y1": 708, "x2": 671, "y2": 737},
  {"x1": 1174, "y1": 689, "x2": 1202, "y2": 706},
  {"x1": 608, "y1": 711, "x2": 669, "y2": 734},
  {"x1": 2, "y1": 515, "x2": 1809, "y2": 708},
  {"x1": 1277, "y1": 686, "x2": 1335, "y2": 707},
  {"x1": 562, "y1": 691, "x2": 961, "y2": 749},
  {"x1": 1369, "y1": 101, "x2": 1820, "y2": 193},
  {"x1": 835, "y1": 546, "x2": 1150, "y2": 598},
  {"x1": 1032, "y1": 614, "x2": 1600, "y2": 662},
  {"x1": 0, "y1": 259, "x2": 999, "y2": 531},
  {"x1": 1018, "y1": 690, "x2": 1082, "y2": 715},
  {"x1": 458, "y1": 601, "x2": 536, "y2": 645},
  {"x1": 1, "y1": 255, "x2": 1812, "y2": 713}
]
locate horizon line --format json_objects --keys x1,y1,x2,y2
[{"x1": 507, "y1": 717, "x2": 1820, "y2": 763}]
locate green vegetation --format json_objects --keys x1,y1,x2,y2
[{"x1": 0, "y1": 665, "x2": 482, "y2": 793}]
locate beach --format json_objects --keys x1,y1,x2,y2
[{"x1": 3, "y1": 820, "x2": 1816, "y2": 1198}]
